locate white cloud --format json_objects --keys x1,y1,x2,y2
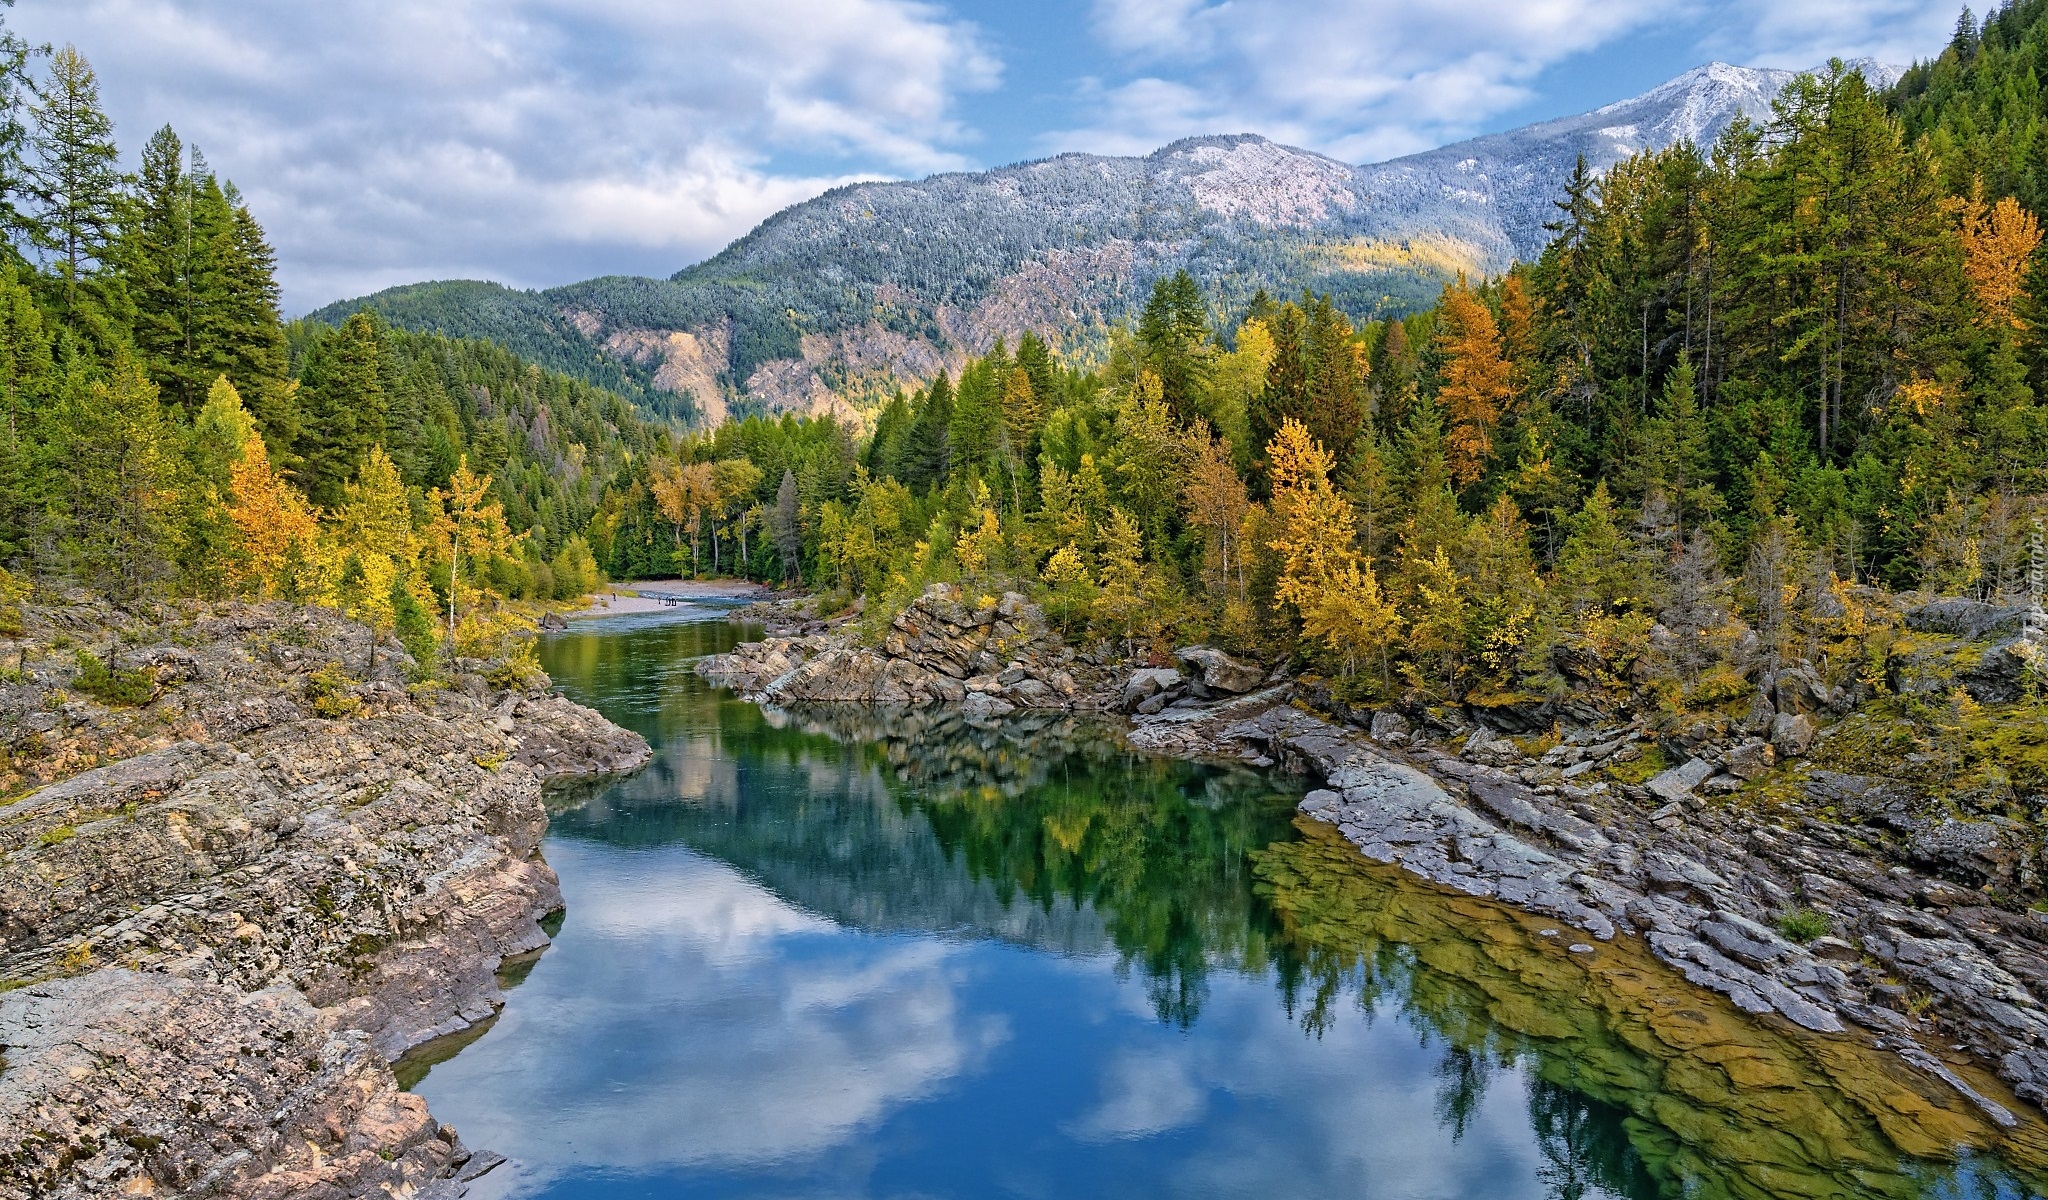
[
  {"x1": 1061, "y1": 0, "x2": 1670, "y2": 162},
  {"x1": 15, "y1": 0, "x2": 997, "y2": 312},
  {"x1": 1708, "y1": 0, "x2": 1958, "y2": 70},
  {"x1": 1061, "y1": 0, "x2": 1961, "y2": 165},
  {"x1": 10, "y1": 0, "x2": 1965, "y2": 313}
]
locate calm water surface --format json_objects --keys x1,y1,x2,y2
[{"x1": 412, "y1": 609, "x2": 2048, "y2": 1200}]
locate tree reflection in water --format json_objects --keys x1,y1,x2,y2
[{"x1": 535, "y1": 614, "x2": 2048, "y2": 1200}]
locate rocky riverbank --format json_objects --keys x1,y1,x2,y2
[
  {"x1": 1127, "y1": 604, "x2": 2048, "y2": 1127},
  {"x1": 0, "y1": 599, "x2": 649, "y2": 1198},
  {"x1": 699, "y1": 584, "x2": 1121, "y2": 716},
  {"x1": 701, "y1": 586, "x2": 2048, "y2": 1126}
]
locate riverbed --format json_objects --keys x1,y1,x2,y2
[{"x1": 408, "y1": 608, "x2": 2048, "y2": 1199}]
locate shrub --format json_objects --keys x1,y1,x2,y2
[
  {"x1": 0, "y1": 566, "x2": 26, "y2": 637},
  {"x1": 1776, "y1": 908, "x2": 1833, "y2": 944},
  {"x1": 485, "y1": 642, "x2": 545, "y2": 691},
  {"x1": 72, "y1": 651, "x2": 155, "y2": 707},
  {"x1": 306, "y1": 662, "x2": 363, "y2": 718}
]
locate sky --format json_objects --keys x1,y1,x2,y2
[{"x1": 15, "y1": 0, "x2": 1967, "y2": 314}]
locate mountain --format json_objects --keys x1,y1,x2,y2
[{"x1": 312, "y1": 60, "x2": 1901, "y2": 427}]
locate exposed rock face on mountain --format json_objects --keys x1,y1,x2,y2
[
  {"x1": 0, "y1": 600, "x2": 650, "y2": 1198},
  {"x1": 316, "y1": 62, "x2": 1900, "y2": 427},
  {"x1": 697, "y1": 584, "x2": 1113, "y2": 714}
]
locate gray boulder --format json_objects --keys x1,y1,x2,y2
[
  {"x1": 1724, "y1": 739, "x2": 1775, "y2": 780},
  {"x1": 1644, "y1": 756, "x2": 1717, "y2": 803},
  {"x1": 1905, "y1": 598, "x2": 2034, "y2": 641},
  {"x1": 1174, "y1": 646, "x2": 1265, "y2": 694},
  {"x1": 1121, "y1": 667, "x2": 1184, "y2": 712},
  {"x1": 1769, "y1": 712, "x2": 1815, "y2": 758}
]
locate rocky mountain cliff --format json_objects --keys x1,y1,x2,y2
[{"x1": 314, "y1": 60, "x2": 1900, "y2": 427}]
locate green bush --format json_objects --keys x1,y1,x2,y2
[
  {"x1": 306, "y1": 662, "x2": 363, "y2": 718},
  {"x1": 72, "y1": 651, "x2": 154, "y2": 706},
  {"x1": 1776, "y1": 908, "x2": 1833, "y2": 944},
  {"x1": 485, "y1": 642, "x2": 545, "y2": 691},
  {"x1": 391, "y1": 575, "x2": 441, "y2": 675}
]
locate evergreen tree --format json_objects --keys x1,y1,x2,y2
[
  {"x1": 771, "y1": 468, "x2": 802, "y2": 583},
  {"x1": 0, "y1": 1, "x2": 39, "y2": 258},
  {"x1": 1015, "y1": 330, "x2": 1060, "y2": 410},
  {"x1": 1553, "y1": 481, "x2": 1638, "y2": 617},
  {"x1": 1138, "y1": 269, "x2": 1211, "y2": 420},
  {"x1": 27, "y1": 45, "x2": 120, "y2": 318},
  {"x1": 40, "y1": 353, "x2": 178, "y2": 594},
  {"x1": 121, "y1": 126, "x2": 192, "y2": 401},
  {"x1": 294, "y1": 311, "x2": 388, "y2": 507},
  {"x1": 904, "y1": 372, "x2": 953, "y2": 491},
  {"x1": 1302, "y1": 293, "x2": 1367, "y2": 465}
]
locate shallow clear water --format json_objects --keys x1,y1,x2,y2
[{"x1": 412, "y1": 608, "x2": 2048, "y2": 1200}]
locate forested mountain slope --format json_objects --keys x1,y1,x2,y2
[{"x1": 316, "y1": 61, "x2": 1895, "y2": 428}]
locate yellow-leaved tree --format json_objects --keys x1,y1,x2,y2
[
  {"x1": 426, "y1": 458, "x2": 522, "y2": 652},
  {"x1": 1953, "y1": 187, "x2": 2043, "y2": 330},
  {"x1": 1181, "y1": 421, "x2": 1249, "y2": 602},
  {"x1": 336, "y1": 446, "x2": 421, "y2": 677},
  {"x1": 1265, "y1": 418, "x2": 1401, "y2": 686},
  {"x1": 1091, "y1": 506, "x2": 1149, "y2": 655},
  {"x1": 650, "y1": 459, "x2": 720, "y2": 574},
  {"x1": 711, "y1": 457, "x2": 764, "y2": 574},
  {"x1": 226, "y1": 431, "x2": 329, "y2": 601},
  {"x1": 1206, "y1": 317, "x2": 1275, "y2": 461},
  {"x1": 1434, "y1": 279, "x2": 1514, "y2": 489}
]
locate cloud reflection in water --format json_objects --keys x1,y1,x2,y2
[{"x1": 421, "y1": 840, "x2": 1006, "y2": 1190}]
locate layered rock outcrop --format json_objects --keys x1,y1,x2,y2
[
  {"x1": 0, "y1": 600, "x2": 650, "y2": 1198},
  {"x1": 1125, "y1": 689, "x2": 2048, "y2": 1126}
]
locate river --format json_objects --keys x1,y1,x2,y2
[{"x1": 406, "y1": 608, "x2": 2048, "y2": 1199}]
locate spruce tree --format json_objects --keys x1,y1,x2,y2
[
  {"x1": 294, "y1": 311, "x2": 389, "y2": 507},
  {"x1": 0, "y1": 1, "x2": 39, "y2": 257},
  {"x1": 905, "y1": 371, "x2": 953, "y2": 491},
  {"x1": 217, "y1": 188, "x2": 287, "y2": 391},
  {"x1": 1015, "y1": 330, "x2": 1059, "y2": 410},
  {"x1": 121, "y1": 126, "x2": 191, "y2": 401},
  {"x1": 27, "y1": 45, "x2": 120, "y2": 317},
  {"x1": 770, "y1": 468, "x2": 801, "y2": 583},
  {"x1": 1138, "y1": 269, "x2": 1210, "y2": 420}
]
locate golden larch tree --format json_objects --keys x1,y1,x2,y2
[
  {"x1": 1955, "y1": 190, "x2": 2043, "y2": 329},
  {"x1": 226, "y1": 432, "x2": 325, "y2": 599},
  {"x1": 1181, "y1": 422, "x2": 1250, "y2": 600},
  {"x1": 1434, "y1": 280, "x2": 1514, "y2": 488},
  {"x1": 1264, "y1": 418, "x2": 1401, "y2": 681}
]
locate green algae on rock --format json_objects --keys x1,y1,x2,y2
[{"x1": 1254, "y1": 819, "x2": 2048, "y2": 1200}]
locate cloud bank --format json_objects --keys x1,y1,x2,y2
[
  {"x1": 16, "y1": 0, "x2": 996, "y2": 311},
  {"x1": 1056, "y1": 0, "x2": 1958, "y2": 162},
  {"x1": 14, "y1": 0, "x2": 1960, "y2": 313}
]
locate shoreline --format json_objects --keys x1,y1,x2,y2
[
  {"x1": 694, "y1": 587, "x2": 2048, "y2": 1133},
  {"x1": 567, "y1": 578, "x2": 771, "y2": 619}
]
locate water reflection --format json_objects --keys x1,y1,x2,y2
[{"x1": 412, "y1": 612, "x2": 2048, "y2": 1199}]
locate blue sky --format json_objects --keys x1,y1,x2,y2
[{"x1": 16, "y1": 0, "x2": 1964, "y2": 312}]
